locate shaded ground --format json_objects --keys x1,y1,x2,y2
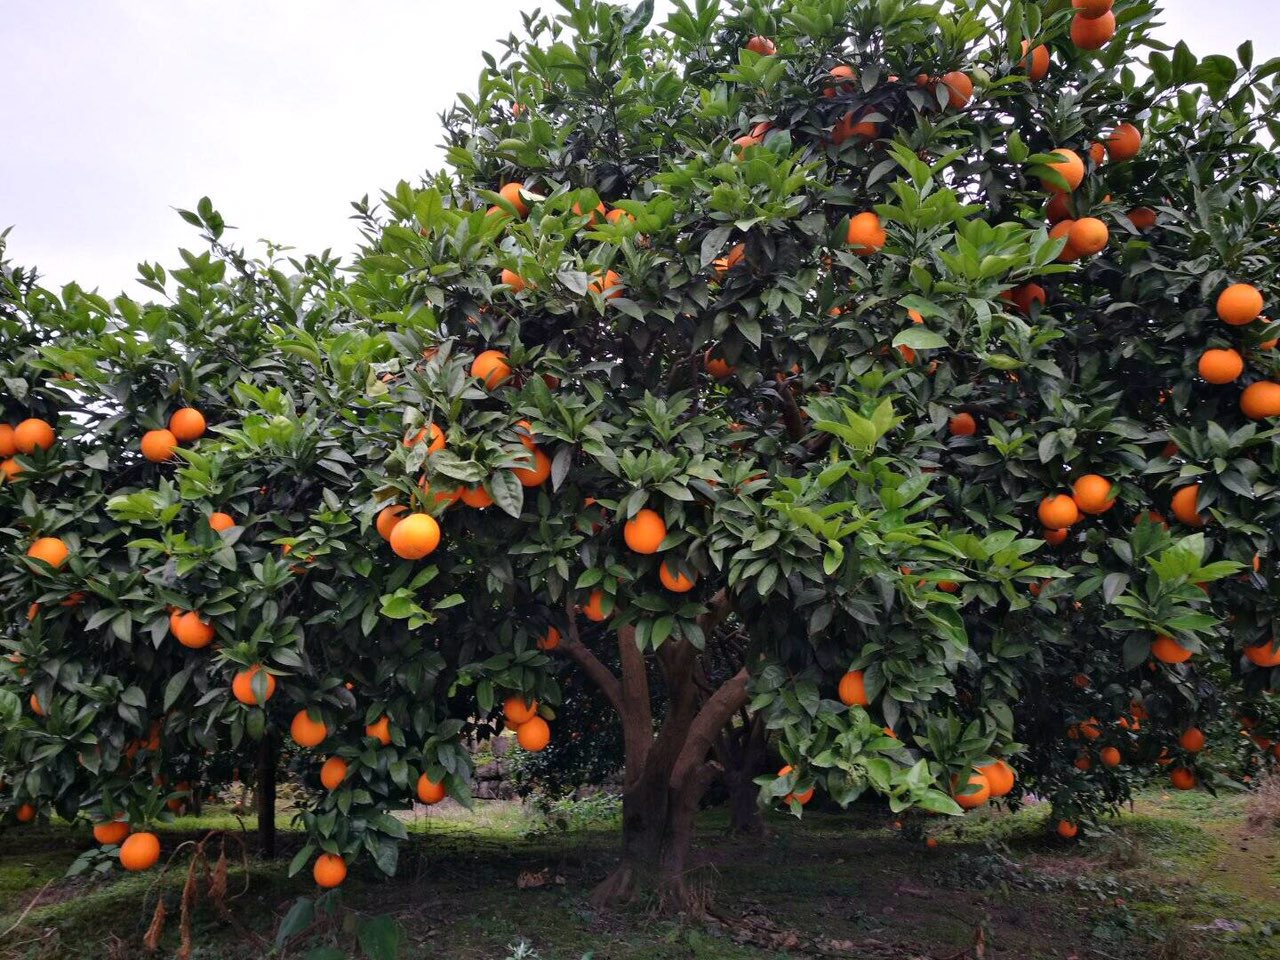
[{"x1": 1, "y1": 790, "x2": 1277, "y2": 959}]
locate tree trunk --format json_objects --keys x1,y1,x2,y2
[
  {"x1": 256, "y1": 730, "x2": 277, "y2": 859},
  {"x1": 719, "y1": 713, "x2": 769, "y2": 837}
]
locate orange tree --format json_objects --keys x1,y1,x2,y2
[{"x1": 5, "y1": 0, "x2": 1280, "y2": 913}]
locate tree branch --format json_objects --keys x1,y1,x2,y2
[
  {"x1": 669, "y1": 668, "x2": 750, "y2": 794},
  {"x1": 560, "y1": 595, "x2": 624, "y2": 717},
  {"x1": 617, "y1": 624, "x2": 654, "y2": 778}
]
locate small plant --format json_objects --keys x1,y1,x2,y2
[{"x1": 1244, "y1": 770, "x2": 1280, "y2": 835}]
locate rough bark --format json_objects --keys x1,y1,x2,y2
[
  {"x1": 256, "y1": 730, "x2": 277, "y2": 859},
  {"x1": 717, "y1": 711, "x2": 769, "y2": 836}
]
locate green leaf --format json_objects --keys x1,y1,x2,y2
[{"x1": 357, "y1": 915, "x2": 402, "y2": 960}]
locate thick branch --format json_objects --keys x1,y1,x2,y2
[
  {"x1": 776, "y1": 380, "x2": 806, "y2": 442},
  {"x1": 669, "y1": 668, "x2": 750, "y2": 794},
  {"x1": 561, "y1": 595, "x2": 624, "y2": 716},
  {"x1": 617, "y1": 624, "x2": 654, "y2": 777},
  {"x1": 698, "y1": 588, "x2": 733, "y2": 634}
]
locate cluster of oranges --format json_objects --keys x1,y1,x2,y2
[
  {"x1": 141, "y1": 408, "x2": 207, "y2": 463},
  {"x1": 1203, "y1": 284, "x2": 1279, "y2": 419},
  {"x1": 0, "y1": 416, "x2": 56, "y2": 481}
]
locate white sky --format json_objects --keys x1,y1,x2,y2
[{"x1": 0, "y1": 1, "x2": 1270, "y2": 295}]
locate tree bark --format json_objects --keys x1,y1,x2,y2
[
  {"x1": 717, "y1": 711, "x2": 769, "y2": 836},
  {"x1": 256, "y1": 730, "x2": 277, "y2": 859}
]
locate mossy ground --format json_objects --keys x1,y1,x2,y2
[{"x1": 1, "y1": 789, "x2": 1276, "y2": 959}]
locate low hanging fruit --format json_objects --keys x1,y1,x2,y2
[
  {"x1": 516, "y1": 715, "x2": 551, "y2": 751},
  {"x1": 948, "y1": 412, "x2": 977, "y2": 436},
  {"x1": 231, "y1": 665, "x2": 276, "y2": 705},
  {"x1": 389, "y1": 513, "x2": 441, "y2": 560},
  {"x1": 119, "y1": 831, "x2": 161, "y2": 871},
  {"x1": 778, "y1": 765, "x2": 813, "y2": 805},
  {"x1": 1198, "y1": 348, "x2": 1244, "y2": 384},
  {"x1": 582, "y1": 589, "x2": 608, "y2": 622},
  {"x1": 93, "y1": 819, "x2": 131, "y2": 846},
  {"x1": 503, "y1": 696, "x2": 538, "y2": 725},
  {"x1": 952, "y1": 769, "x2": 991, "y2": 810},
  {"x1": 313, "y1": 853, "x2": 347, "y2": 888},
  {"x1": 979, "y1": 759, "x2": 1016, "y2": 797},
  {"x1": 320, "y1": 756, "x2": 348, "y2": 790},
  {"x1": 291, "y1": 710, "x2": 328, "y2": 748},
  {"x1": 1151, "y1": 635, "x2": 1193, "y2": 664},
  {"x1": 658, "y1": 561, "x2": 696, "y2": 593},
  {"x1": 1037, "y1": 494, "x2": 1081, "y2": 530},
  {"x1": 208, "y1": 511, "x2": 235, "y2": 532},
  {"x1": 1070, "y1": 474, "x2": 1114, "y2": 514},
  {"x1": 837, "y1": 670, "x2": 868, "y2": 707},
  {"x1": 417, "y1": 774, "x2": 446, "y2": 804}
]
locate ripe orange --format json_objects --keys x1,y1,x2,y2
[
  {"x1": 1105, "y1": 122, "x2": 1141, "y2": 162},
  {"x1": 605, "y1": 207, "x2": 635, "y2": 225},
  {"x1": 1048, "y1": 220, "x2": 1079, "y2": 262},
  {"x1": 1178, "y1": 728, "x2": 1206, "y2": 752},
  {"x1": 27, "y1": 537, "x2": 69, "y2": 569},
  {"x1": 1071, "y1": 474, "x2": 1114, "y2": 515},
  {"x1": 500, "y1": 268, "x2": 527, "y2": 293},
  {"x1": 1079, "y1": 717, "x2": 1102, "y2": 741},
  {"x1": 13, "y1": 418, "x2": 55, "y2": 453},
  {"x1": 1071, "y1": 10, "x2": 1115, "y2": 49},
  {"x1": 471, "y1": 350, "x2": 512, "y2": 388},
  {"x1": 1243, "y1": 642, "x2": 1280, "y2": 667},
  {"x1": 1045, "y1": 192, "x2": 1073, "y2": 224},
  {"x1": 778, "y1": 765, "x2": 814, "y2": 806},
  {"x1": 459, "y1": 485, "x2": 494, "y2": 508},
  {"x1": 582, "y1": 589, "x2": 608, "y2": 622},
  {"x1": 1068, "y1": 217, "x2": 1109, "y2": 256},
  {"x1": 623, "y1": 509, "x2": 667, "y2": 554},
  {"x1": 513, "y1": 447, "x2": 551, "y2": 487},
  {"x1": 168, "y1": 408, "x2": 206, "y2": 442},
  {"x1": 837, "y1": 670, "x2": 868, "y2": 707},
  {"x1": 537, "y1": 627, "x2": 561, "y2": 651},
  {"x1": 953, "y1": 769, "x2": 991, "y2": 810},
  {"x1": 846, "y1": 212, "x2": 886, "y2": 254},
  {"x1": 1169, "y1": 767, "x2": 1197, "y2": 790},
  {"x1": 745, "y1": 35, "x2": 775, "y2": 56},
  {"x1": 232, "y1": 665, "x2": 276, "y2": 705},
  {"x1": 704, "y1": 351, "x2": 735, "y2": 379},
  {"x1": 208, "y1": 511, "x2": 235, "y2": 532},
  {"x1": 1198, "y1": 348, "x2": 1244, "y2": 384},
  {"x1": 1074, "y1": 753, "x2": 1092, "y2": 771},
  {"x1": 1099, "y1": 746, "x2": 1121, "y2": 767},
  {"x1": 1170, "y1": 485, "x2": 1204, "y2": 526},
  {"x1": 1038, "y1": 494, "x2": 1080, "y2": 530},
  {"x1": 503, "y1": 696, "x2": 538, "y2": 725},
  {"x1": 1019, "y1": 40, "x2": 1049, "y2": 81},
  {"x1": 979, "y1": 759, "x2": 1016, "y2": 797},
  {"x1": 515, "y1": 419, "x2": 537, "y2": 450},
  {"x1": 291, "y1": 710, "x2": 328, "y2": 748},
  {"x1": 366, "y1": 716, "x2": 392, "y2": 745},
  {"x1": 0, "y1": 457, "x2": 22, "y2": 481},
  {"x1": 588, "y1": 269, "x2": 623, "y2": 299},
  {"x1": 831, "y1": 111, "x2": 879, "y2": 144},
  {"x1": 516, "y1": 715, "x2": 551, "y2": 751},
  {"x1": 1009, "y1": 283, "x2": 1047, "y2": 314},
  {"x1": 499, "y1": 182, "x2": 528, "y2": 217},
  {"x1": 1043, "y1": 527, "x2": 1068, "y2": 546},
  {"x1": 1240, "y1": 381, "x2": 1280, "y2": 419},
  {"x1": 1056, "y1": 820, "x2": 1079, "y2": 839},
  {"x1": 1152, "y1": 634, "x2": 1193, "y2": 664},
  {"x1": 120, "y1": 831, "x2": 161, "y2": 871},
  {"x1": 0, "y1": 423, "x2": 15, "y2": 457},
  {"x1": 30, "y1": 693, "x2": 45, "y2": 716},
  {"x1": 659, "y1": 561, "x2": 696, "y2": 592},
  {"x1": 405, "y1": 422, "x2": 445, "y2": 453},
  {"x1": 1087, "y1": 141, "x2": 1105, "y2": 166},
  {"x1": 1039, "y1": 149, "x2": 1085, "y2": 193},
  {"x1": 171, "y1": 611, "x2": 214, "y2": 649},
  {"x1": 320, "y1": 756, "x2": 348, "y2": 790},
  {"x1": 389, "y1": 513, "x2": 442, "y2": 560},
  {"x1": 948, "y1": 412, "x2": 977, "y2": 437},
  {"x1": 1217, "y1": 283, "x2": 1263, "y2": 325},
  {"x1": 712, "y1": 242, "x2": 746, "y2": 278},
  {"x1": 15, "y1": 803, "x2": 37, "y2": 823},
  {"x1": 823, "y1": 64, "x2": 855, "y2": 97},
  {"x1": 93, "y1": 819, "x2": 131, "y2": 845},
  {"x1": 417, "y1": 774, "x2": 446, "y2": 805},
  {"x1": 1073, "y1": 0, "x2": 1113, "y2": 14},
  {"x1": 940, "y1": 71, "x2": 973, "y2": 109},
  {"x1": 141, "y1": 429, "x2": 178, "y2": 463},
  {"x1": 376, "y1": 504, "x2": 408, "y2": 540},
  {"x1": 313, "y1": 853, "x2": 347, "y2": 888}
]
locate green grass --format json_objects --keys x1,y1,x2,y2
[{"x1": 2, "y1": 789, "x2": 1278, "y2": 960}]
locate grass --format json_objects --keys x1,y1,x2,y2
[{"x1": 1, "y1": 789, "x2": 1278, "y2": 960}]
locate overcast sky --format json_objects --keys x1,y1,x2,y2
[{"x1": 1, "y1": 1, "x2": 1270, "y2": 295}]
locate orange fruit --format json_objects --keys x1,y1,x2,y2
[
  {"x1": 1019, "y1": 40, "x2": 1049, "y2": 81},
  {"x1": 376, "y1": 504, "x2": 408, "y2": 540},
  {"x1": 503, "y1": 696, "x2": 538, "y2": 725},
  {"x1": 471, "y1": 350, "x2": 512, "y2": 388},
  {"x1": 313, "y1": 853, "x2": 347, "y2": 888},
  {"x1": 171, "y1": 611, "x2": 214, "y2": 649},
  {"x1": 15, "y1": 803, "x2": 37, "y2": 823},
  {"x1": 704, "y1": 351, "x2": 735, "y2": 379},
  {"x1": 830, "y1": 111, "x2": 879, "y2": 144},
  {"x1": 1049, "y1": 220, "x2": 1079, "y2": 262},
  {"x1": 939, "y1": 71, "x2": 973, "y2": 109},
  {"x1": 1039, "y1": 149, "x2": 1085, "y2": 193},
  {"x1": 1079, "y1": 717, "x2": 1102, "y2": 741},
  {"x1": 93, "y1": 819, "x2": 131, "y2": 845},
  {"x1": 732, "y1": 134, "x2": 760, "y2": 155},
  {"x1": 1170, "y1": 485, "x2": 1204, "y2": 526},
  {"x1": 1170, "y1": 767, "x2": 1197, "y2": 790},
  {"x1": 837, "y1": 670, "x2": 868, "y2": 707},
  {"x1": 777, "y1": 765, "x2": 814, "y2": 806},
  {"x1": 658, "y1": 561, "x2": 696, "y2": 592},
  {"x1": 516, "y1": 716, "x2": 551, "y2": 751},
  {"x1": 979, "y1": 759, "x2": 1016, "y2": 797},
  {"x1": 1045, "y1": 192, "x2": 1073, "y2": 224},
  {"x1": 1179, "y1": 728, "x2": 1206, "y2": 753},
  {"x1": 515, "y1": 419, "x2": 537, "y2": 450},
  {"x1": 0, "y1": 423, "x2": 15, "y2": 457},
  {"x1": 389, "y1": 513, "x2": 442, "y2": 560},
  {"x1": 582, "y1": 589, "x2": 608, "y2": 622},
  {"x1": 291, "y1": 710, "x2": 328, "y2": 748},
  {"x1": 745, "y1": 36, "x2": 775, "y2": 55},
  {"x1": 605, "y1": 208, "x2": 635, "y2": 225},
  {"x1": 846, "y1": 212, "x2": 886, "y2": 254},
  {"x1": 1070, "y1": 10, "x2": 1115, "y2": 49},
  {"x1": 513, "y1": 447, "x2": 551, "y2": 487},
  {"x1": 1243, "y1": 642, "x2": 1280, "y2": 667},
  {"x1": 141, "y1": 429, "x2": 178, "y2": 463},
  {"x1": 623, "y1": 508, "x2": 667, "y2": 554},
  {"x1": 405, "y1": 422, "x2": 445, "y2": 453},
  {"x1": 459, "y1": 485, "x2": 494, "y2": 508},
  {"x1": 1240, "y1": 381, "x2": 1280, "y2": 419},
  {"x1": 366, "y1": 716, "x2": 392, "y2": 745},
  {"x1": 588, "y1": 269, "x2": 623, "y2": 299},
  {"x1": 953, "y1": 769, "x2": 991, "y2": 810},
  {"x1": 417, "y1": 774, "x2": 446, "y2": 804},
  {"x1": 537, "y1": 627, "x2": 561, "y2": 651},
  {"x1": 1038, "y1": 494, "x2": 1080, "y2": 530},
  {"x1": 27, "y1": 537, "x2": 69, "y2": 569},
  {"x1": 208, "y1": 512, "x2": 235, "y2": 532},
  {"x1": 499, "y1": 182, "x2": 528, "y2": 217},
  {"x1": 823, "y1": 64, "x2": 855, "y2": 97},
  {"x1": 13, "y1": 418, "x2": 55, "y2": 453},
  {"x1": 1198, "y1": 348, "x2": 1244, "y2": 384},
  {"x1": 119, "y1": 832, "x2": 161, "y2": 871},
  {"x1": 1043, "y1": 527, "x2": 1068, "y2": 546},
  {"x1": 572, "y1": 199, "x2": 607, "y2": 223},
  {"x1": 1105, "y1": 122, "x2": 1141, "y2": 162},
  {"x1": 1009, "y1": 283, "x2": 1047, "y2": 313},
  {"x1": 231, "y1": 665, "x2": 276, "y2": 705},
  {"x1": 1128, "y1": 207, "x2": 1157, "y2": 230},
  {"x1": 499, "y1": 268, "x2": 527, "y2": 293},
  {"x1": 1073, "y1": 0, "x2": 1113, "y2": 15},
  {"x1": 1217, "y1": 283, "x2": 1263, "y2": 325},
  {"x1": 1068, "y1": 217, "x2": 1109, "y2": 255},
  {"x1": 1152, "y1": 635, "x2": 1193, "y2": 664},
  {"x1": 1, "y1": 457, "x2": 22, "y2": 481},
  {"x1": 1087, "y1": 142, "x2": 1106, "y2": 166},
  {"x1": 320, "y1": 757, "x2": 348, "y2": 791},
  {"x1": 948, "y1": 412, "x2": 977, "y2": 436},
  {"x1": 30, "y1": 693, "x2": 45, "y2": 716},
  {"x1": 712, "y1": 242, "x2": 746, "y2": 278},
  {"x1": 1071, "y1": 474, "x2": 1114, "y2": 514},
  {"x1": 168, "y1": 408, "x2": 206, "y2": 442},
  {"x1": 1100, "y1": 746, "x2": 1121, "y2": 767},
  {"x1": 1056, "y1": 820, "x2": 1079, "y2": 839}
]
